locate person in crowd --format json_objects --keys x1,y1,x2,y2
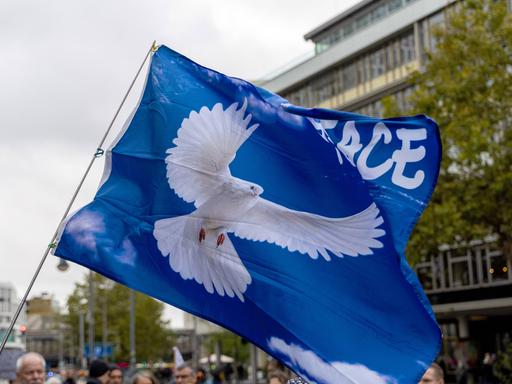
[
  {"x1": 267, "y1": 370, "x2": 288, "y2": 384},
  {"x1": 87, "y1": 360, "x2": 110, "y2": 384},
  {"x1": 286, "y1": 378, "x2": 308, "y2": 384},
  {"x1": 108, "y1": 367, "x2": 123, "y2": 384},
  {"x1": 174, "y1": 365, "x2": 196, "y2": 384},
  {"x1": 61, "y1": 369, "x2": 76, "y2": 384},
  {"x1": 131, "y1": 371, "x2": 158, "y2": 384},
  {"x1": 418, "y1": 362, "x2": 445, "y2": 384},
  {"x1": 194, "y1": 368, "x2": 206, "y2": 384},
  {"x1": 480, "y1": 352, "x2": 497, "y2": 384},
  {"x1": 16, "y1": 352, "x2": 46, "y2": 384},
  {"x1": 46, "y1": 376, "x2": 62, "y2": 384}
]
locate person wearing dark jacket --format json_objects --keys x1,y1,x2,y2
[{"x1": 87, "y1": 360, "x2": 110, "y2": 384}]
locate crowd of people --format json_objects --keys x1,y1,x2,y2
[{"x1": 13, "y1": 351, "x2": 447, "y2": 384}]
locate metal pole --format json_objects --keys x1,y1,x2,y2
[
  {"x1": 88, "y1": 271, "x2": 95, "y2": 362},
  {"x1": 79, "y1": 311, "x2": 86, "y2": 370},
  {"x1": 129, "y1": 289, "x2": 136, "y2": 368},
  {"x1": 58, "y1": 331, "x2": 64, "y2": 370},
  {"x1": 102, "y1": 292, "x2": 108, "y2": 361},
  {"x1": 215, "y1": 339, "x2": 221, "y2": 368},
  {"x1": 0, "y1": 40, "x2": 157, "y2": 356},
  {"x1": 192, "y1": 316, "x2": 198, "y2": 368},
  {"x1": 250, "y1": 344, "x2": 257, "y2": 384}
]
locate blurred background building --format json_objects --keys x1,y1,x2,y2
[
  {"x1": 0, "y1": 283, "x2": 25, "y2": 383},
  {"x1": 25, "y1": 293, "x2": 73, "y2": 369}
]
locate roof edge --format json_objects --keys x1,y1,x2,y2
[{"x1": 304, "y1": 0, "x2": 376, "y2": 40}]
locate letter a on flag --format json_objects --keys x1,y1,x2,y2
[{"x1": 55, "y1": 45, "x2": 442, "y2": 383}]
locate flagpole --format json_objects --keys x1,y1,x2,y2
[{"x1": 0, "y1": 40, "x2": 158, "y2": 356}]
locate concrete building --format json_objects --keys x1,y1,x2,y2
[
  {"x1": 25, "y1": 293, "x2": 73, "y2": 369},
  {"x1": 260, "y1": 0, "x2": 455, "y2": 116},
  {"x1": 0, "y1": 282, "x2": 26, "y2": 382},
  {"x1": 0, "y1": 282, "x2": 26, "y2": 350},
  {"x1": 260, "y1": 0, "x2": 512, "y2": 380}
]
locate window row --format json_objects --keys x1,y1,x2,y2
[
  {"x1": 315, "y1": 0, "x2": 419, "y2": 53},
  {"x1": 415, "y1": 242, "x2": 511, "y2": 292},
  {"x1": 285, "y1": 30, "x2": 416, "y2": 107}
]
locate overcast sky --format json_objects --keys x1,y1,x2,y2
[{"x1": 0, "y1": 0, "x2": 360, "y2": 328}]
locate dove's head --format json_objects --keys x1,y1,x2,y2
[
  {"x1": 249, "y1": 184, "x2": 264, "y2": 197},
  {"x1": 229, "y1": 179, "x2": 264, "y2": 198}
]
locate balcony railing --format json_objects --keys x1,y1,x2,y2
[{"x1": 415, "y1": 238, "x2": 512, "y2": 293}]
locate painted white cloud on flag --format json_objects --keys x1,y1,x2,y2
[{"x1": 267, "y1": 336, "x2": 397, "y2": 384}]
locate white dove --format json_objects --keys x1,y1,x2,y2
[{"x1": 153, "y1": 99, "x2": 385, "y2": 301}]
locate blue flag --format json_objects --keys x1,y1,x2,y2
[{"x1": 55, "y1": 45, "x2": 441, "y2": 383}]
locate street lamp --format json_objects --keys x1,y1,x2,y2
[
  {"x1": 56, "y1": 258, "x2": 70, "y2": 272},
  {"x1": 56, "y1": 257, "x2": 70, "y2": 369}
]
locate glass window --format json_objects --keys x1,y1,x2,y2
[
  {"x1": 343, "y1": 22, "x2": 354, "y2": 38},
  {"x1": 285, "y1": 87, "x2": 311, "y2": 107},
  {"x1": 342, "y1": 62, "x2": 357, "y2": 90},
  {"x1": 400, "y1": 32, "x2": 416, "y2": 63},
  {"x1": 355, "y1": 13, "x2": 370, "y2": 30},
  {"x1": 312, "y1": 73, "x2": 335, "y2": 104},
  {"x1": 370, "y1": 48, "x2": 386, "y2": 78},
  {"x1": 372, "y1": 100, "x2": 383, "y2": 117},
  {"x1": 489, "y1": 253, "x2": 510, "y2": 282},
  {"x1": 372, "y1": 4, "x2": 388, "y2": 20},
  {"x1": 451, "y1": 261, "x2": 470, "y2": 287},
  {"x1": 0, "y1": 329, "x2": 14, "y2": 342},
  {"x1": 428, "y1": 11, "x2": 445, "y2": 52},
  {"x1": 417, "y1": 265, "x2": 433, "y2": 290},
  {"x1": 356, "y1": 58, "x2": 366, "y2": 84},
  {"x1": 387, "y1": 0, "x2": 403, "y2": 12}
]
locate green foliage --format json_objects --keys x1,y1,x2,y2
[
  {"x1": 404, "y1": 0, "x2": 512, "y2": 262},
  {"x1": 381, "y1": 95, "x2": 403, "y2": 118},
  {"x1": 494, "y1": 342, "x2": 512, "y2": 383},
  {"x1": 65, "y1": 273, "x2": 173, "y2": 362},
  {"x1": 204, "y1": 331, "x2": 250, "y2": 365}
]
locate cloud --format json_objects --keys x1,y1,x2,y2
[{"x1": 267, "y1": 337, "x2": 397, "y2": 384}]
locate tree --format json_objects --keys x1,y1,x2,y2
[
  {"x1": 494, "y1": 342, "x2": 512, "y2": 383},
  {"x1": 385, "y1": 0, "x2": 512, "y2": 262},
  {"x1": 65, "y1": 273, "x2": 174, "y2": 363},
  {"x1": 203, "y1": 331, "x2": 250, "y2": 366}
]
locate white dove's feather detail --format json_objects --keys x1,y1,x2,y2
[
  {"x1": 154, "y1": 215, "x2": 251, "y2": 301},
  {"x1": 166, "y1": 99, "x2": 258, "y2": 207},
  {"x1": 154, "y1": 99, "x2": 386, "y2": 300},
  {"x1": 231, "y1": 201, "x2": 384, "y2": 261}
]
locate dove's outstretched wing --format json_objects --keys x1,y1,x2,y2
[
  {"x1": 155, "y1": 100, "x2": 258, "y2": 300},
  {"x1": 165, "y1": 100, "x2": 259, "y2": 207},
  {"x1": 231, "y1": 201, "x2": 385, "y2": 260},
  {"x1": 154, "y1": 215, "x2": 252, "y2": 301}
]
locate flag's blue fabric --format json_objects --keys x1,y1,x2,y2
[{"x1": 55, "y1": 45, "x2": 441, "y2": 384}]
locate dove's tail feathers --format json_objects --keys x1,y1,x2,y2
[{"x1": 154, "y1": 215, "x2": 251, "y2": 301}]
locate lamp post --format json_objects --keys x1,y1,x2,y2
[
  {"x1": 57, "y1": 258, "x2": 70, "y2": 272},
  {"x1": 56, "y1": 257, "x2": 70, "y2": 368},
  {"x1": 129, "y1": 289, "x2": 136, "y2": 368},
  {"x1": 88, "y1": 271, "x2": 95, "y2": 363},
  {"x1": 79, "y1": 310, "x2": 86, "y2": 370}
]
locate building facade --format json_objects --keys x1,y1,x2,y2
[
  {"x1": 25, "y1": 294, "x2": 73, "y2": 369},
  {"x1": 0, "y1": 283, "x2": 26, "y2": 382},
  {"x1": 260, "y1": 0, "x2": 454, "y2": 116},
  {"x1": 260, "y1": 0, "x2": 512, "y2": 380},
  {"x1": 0, "y1": 282, "x2": 26, "y2": 350}
]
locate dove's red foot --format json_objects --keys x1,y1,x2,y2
[
  {"x1": 199, "y1": 228, "x2": 206, "y2": 242},
  {"x1": 216, "y1": 233, "x2": 225, "y2": 247}
]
